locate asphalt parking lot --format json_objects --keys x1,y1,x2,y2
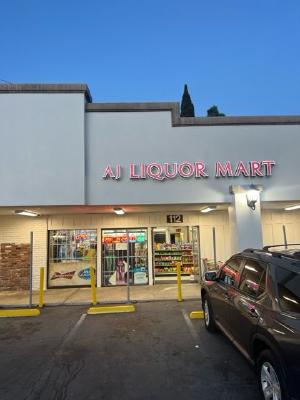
[{"x1": 0, "y1": 301, "x2": 260, "y2": 400}]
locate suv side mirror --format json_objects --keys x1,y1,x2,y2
[{"x1": 204, "y1": 271, "x2": 217, "y2": 281}]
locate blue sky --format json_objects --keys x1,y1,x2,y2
[{"x1": 1, "y1": 0, "x2": 300, "y2": 116}]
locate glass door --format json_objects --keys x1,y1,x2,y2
[
  {"x1": 102, "y1": 228, "x2": 148, "y2": 286},
  {"x1": 152, "y1": 226, "x2": 198, "y2": 284}
]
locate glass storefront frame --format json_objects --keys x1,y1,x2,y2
[
  {"x1": 152, "y1": 225, "x2": 201, "y2": 284},
  {"x1": 101, "y1": 227, "x2": 149, "y2": 287},
  {"x1": 46, "y1": 222, "x2": 202, "y2": 289}
]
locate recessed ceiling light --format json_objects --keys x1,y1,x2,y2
[
  {"x1": 284, "y1": 204, "x2": 300, "y2": 211},
  {"x1": 15, "y1": 210, "x2": 39, "y2": 217},
  {"x1": 201, "y1": 206, "x2": 217, "y2": 214},
  {"x1": 113, "y1": 208, "x2": 125, "y2": 215}
]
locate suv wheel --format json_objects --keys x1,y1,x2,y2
[
  {"x1": 203, "y1": 295, "x2": 217, "y2": 333},
  {"x1": 257, "y1": 349, "x2": 288, "y2": 400}
]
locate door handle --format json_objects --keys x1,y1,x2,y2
[
  {"x1": 224, "y1": 291, "x2": 231, "y2": 300},
  {"x1": 248, "y1": 307, "x2": 259, "y2": 318}
]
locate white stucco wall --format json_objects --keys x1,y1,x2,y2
[
  {"x1": 0, "y1": 97, "x2": 299, "y2": 207},
  {"x1": 0, "y1": 93, "x2": 86, "y2": 206},
  {"x1": 86, "y1": 111, "x2": 300, "y2": 205}
]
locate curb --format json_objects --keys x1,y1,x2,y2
[
  {"x1": 0, "y1": 297, "x2": 200, "y2": 308},
  {"x1": 0, "y1": 308, "x2": 41, "y2": 318},
  {"x1": 87, "y1": 304, "x2": 135, "y2": 315},
  {"x1": 189, "y1": 310, "x2": 204, "y2": 319}
]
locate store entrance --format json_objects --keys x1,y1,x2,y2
[
  {"x1": 102, "y1": 228, "x2": 148, "y2": 286},
  {"x1": 152, "y1": 226, "x2": 201, "y2": 284}
]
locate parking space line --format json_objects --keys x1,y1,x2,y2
[
  {"x1": 62, "y1": 313, "x2": 87, "y2": 345},
  {"x1": 182, "y1": 308, "x2": 199, "y2": 341}
]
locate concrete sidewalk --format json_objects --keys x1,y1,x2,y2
[{"x1": 0, "y1": 283, "x2": 201, "y2": 307}]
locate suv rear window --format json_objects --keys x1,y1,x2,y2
[{"x1": 277, "y1": 267, "x2": 300, "y2": 314}]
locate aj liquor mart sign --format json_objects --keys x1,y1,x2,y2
[{"x1": 102, "y1": 160, "x2": 276, "y2": 181}]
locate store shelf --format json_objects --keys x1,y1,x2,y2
[
  {"x1": 155, "y1": 272, "x2": 191, "y2": 276},
  {"x1": 155, "y1": 264, "x2": 178, "y2": 267},
  {"x1": 155, "y1": 250, "x2": 182, "y2": 256}
]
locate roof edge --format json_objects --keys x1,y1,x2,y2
[
  {"x1": 1, "y1": 86, "x2": 300, "y2": 126},
  {"x1": 0, "y1": 84, "x2": 92, "y2": 102},
  {"x1": 86, "y1": 102, "x2": 300, "y2": 126}
]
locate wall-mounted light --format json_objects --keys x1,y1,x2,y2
[
  {"x1": 246, "y1": 186, "x2": 259, "y2": 210},
  {"x1": 201, "y1": 206, "x2": 216, "y2": 214},
  {"x1": 113, "y1": 208, "x2": 125, "y2": 215},
  {"x1": 284, "y1": 204, "x2": 300, "y2": 211},
  {"x1": 15, "y1": 210, "x2": 39, "y2": 217}
]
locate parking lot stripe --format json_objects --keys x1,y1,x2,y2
[
  {"x1": 182, "y1": 308, "x2": 199, "y2": 341},
  {"x1": 62, "y1": 313, "x2": 87, "y2": 345}
]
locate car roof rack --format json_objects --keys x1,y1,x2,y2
[
  {"x1": 243, "y1": 248, "x2": 265, "y2": 254},
  {"x1": 263, "y1": 244, "x2": 300, "y2": 251},
  {"x1": 243, "y1": 246, "x2": 300, "y2": 261}
]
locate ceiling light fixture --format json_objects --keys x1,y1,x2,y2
[
  {"x1": 201, "y1": 206, "x2": 216, "y2": 214},
  {"x1": 284, "y1": 204, "x2": 300, "y2": 211},
  {"x1": 113, "y1": 208, "x2": 125, "y2": 215},
  {"x1": 15, "y1": 210, "x2": 39, "y2": 217}
]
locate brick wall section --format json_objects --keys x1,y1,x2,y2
[
  {"x1": 0, "y1": 216, "x2": 47, "y2": 290},
  {"x1": 0, "y1": 243, "x2": 30, "y2": 290}
]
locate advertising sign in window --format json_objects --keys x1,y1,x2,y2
[
  {"x1": 48, "y1": 229, "x2": 97, "y2": 287},
  {"x1": 102, "y1": 228, "x2": 148, "y2": 286}
]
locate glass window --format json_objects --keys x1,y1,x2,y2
[
  {"x1": 48, "y1": 229, "x2": 97, "y2": 287},
  {"x1": 277, "y1": 267, "x2": 300, "y2": 314},
  {"x1": 102, "y1": 229, "x2": 148, "y2": 286},
  {"x1": 239, "y1": 259, "x2": 265, "y2": 297},
  {"x1": 219, "y1": 257, "x2": 241, "y2": 287}
]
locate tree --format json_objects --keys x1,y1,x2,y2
[
  {"x1": 207, "y1": 105, "x2": 225, "y2": 117},
  {"x1": 180, "y1": 84, "x2": 195, "y2": 117}
]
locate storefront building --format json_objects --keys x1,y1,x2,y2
[{"x1": 1, "y1": 84, "x2": 300, "y2": 291}]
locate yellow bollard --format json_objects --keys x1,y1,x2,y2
[
  {"x1": 38, "y1": 267, "x2": 45, "y2": 308},
  {"x1": 90, "y1": 266, "x2": 97, "y2": 306},
  {"x1": 176, "y1": 262, "x2": 183, "y2": 302}
]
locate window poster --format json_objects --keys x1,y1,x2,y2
[{"x1": 48, "y1": 229, "x2": 97, "y2": 287}]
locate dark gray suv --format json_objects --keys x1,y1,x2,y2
[{"x1": 201, "y1": 246, "x2": 300, "y2": 400}]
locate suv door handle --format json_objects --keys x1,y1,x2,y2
[
  {"x1": 224, "y1": 291, "x2": 231, "y2": 300},
  {"x1": 248, "y1": 307, "x2": 259, "y2": 318}
]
